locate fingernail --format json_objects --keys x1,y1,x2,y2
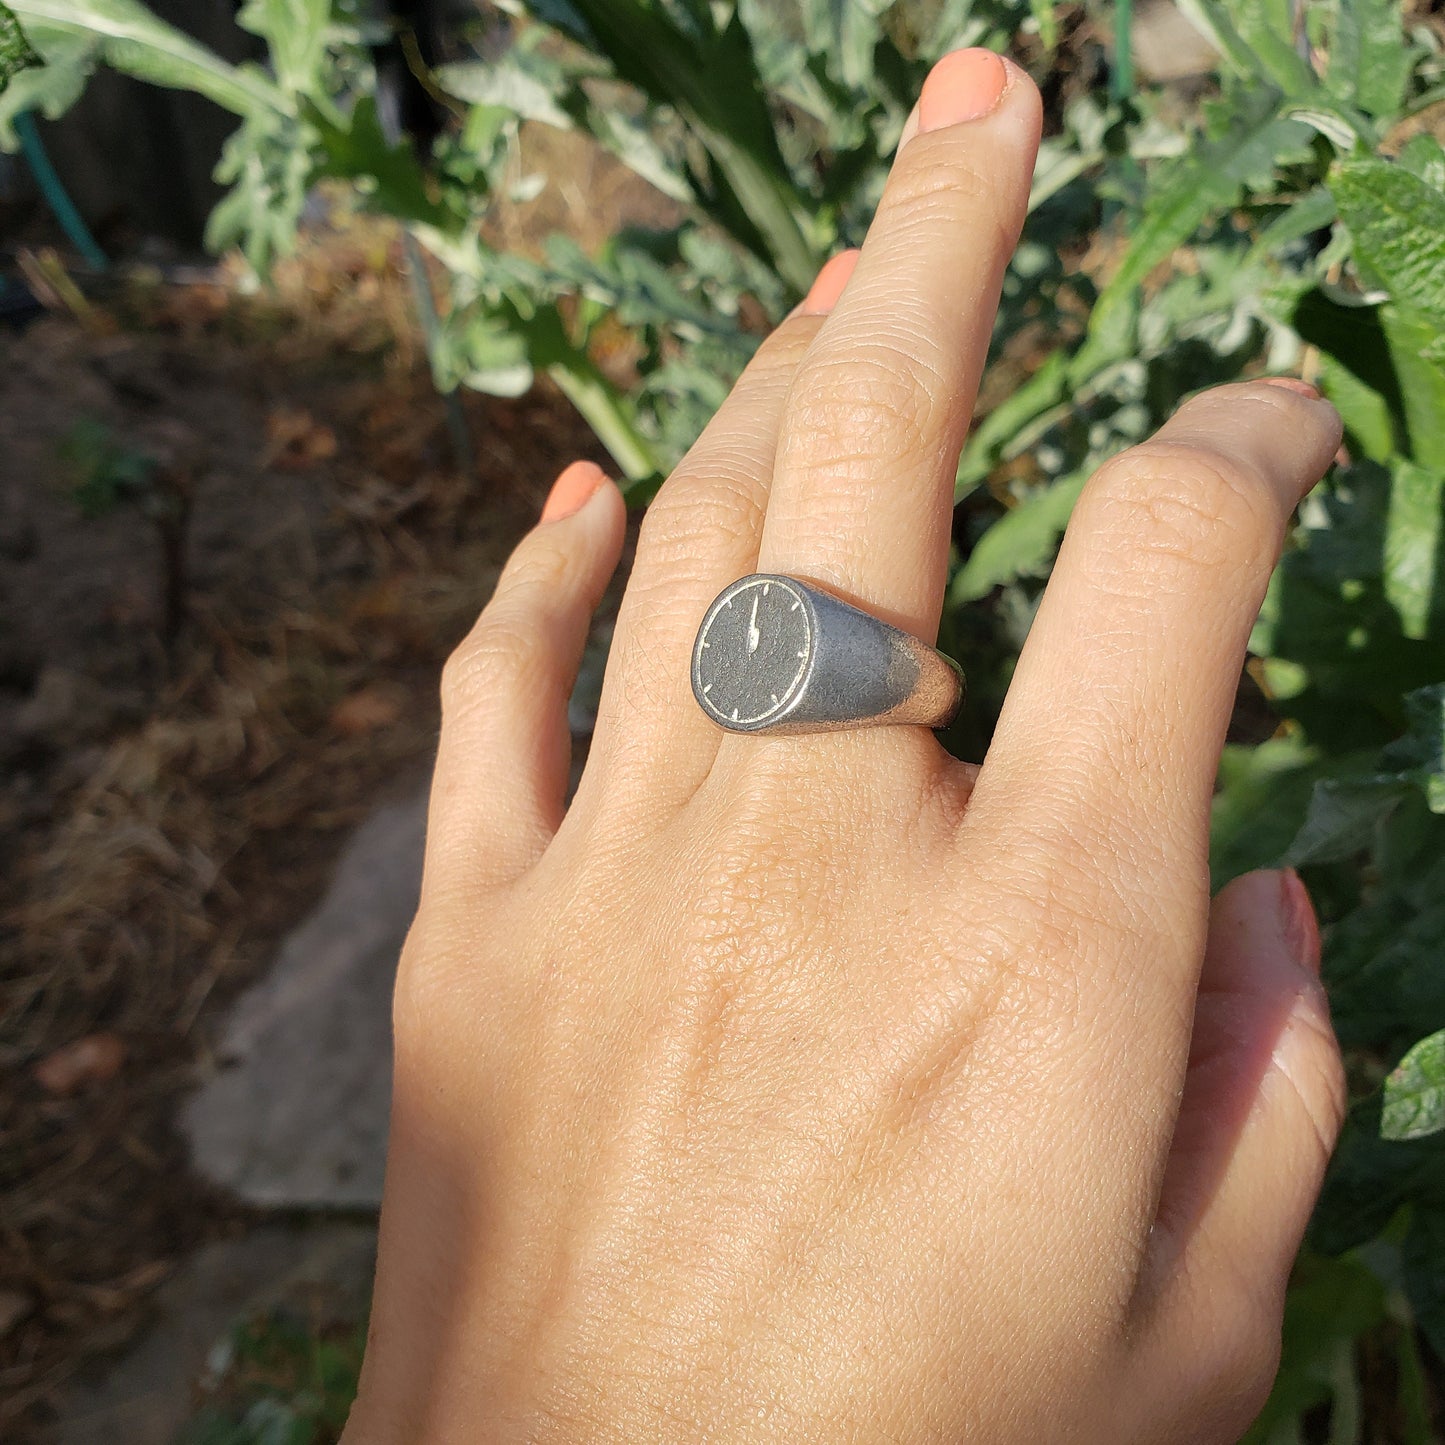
[
  {"x1": 540, "y1": 460, "x2": 606, "y2": 523},
  {"x1": 798, "y1": 249, "x2": 860, "y2": 315},
  {"x1": 918, "y1": 48, "x2": 1008, "y2": 132},
  {"x1": 1260, "y1": 376, "x2": 1322, "y2": 400},
  {"x1": 896, "y1": 103, "x2": 921, "y2": 154},
  {"x1": 1279, "y1": 868, "x2": 1322, "y2": 975}
]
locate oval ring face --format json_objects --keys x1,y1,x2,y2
[{"x1": 693, "y1": 576, "x2": 813, "y2": 728}]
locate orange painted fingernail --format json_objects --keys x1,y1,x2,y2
[
  {"x1": 918, "y1": 48, "x2": 1008, "y2": 132},
  {"x1": 1279, "y1": 868, "x2": 1322, "y2": 975},
  {"x1": 1260, "y1": 376, "x2": 1323, "y2": 400},
  {"x1": 540, "y1": 460, "x2": 606, "y2": 523},
  {"x1": 799, "y1": 249, "x2": 860, "y2": 315}
]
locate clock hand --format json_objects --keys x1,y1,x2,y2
[{"x1": 747, "y1": 594, "x2": 761, "y2": 653}]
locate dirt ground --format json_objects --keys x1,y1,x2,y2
[{"x1": 0, "y1": 221, "x2": 618, "y2": 1436}]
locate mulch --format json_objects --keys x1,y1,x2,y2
[{"x1": 0, "y1": 228, "x2": 609, "y2": 1437}]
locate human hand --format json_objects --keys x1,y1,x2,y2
[{"x1": 344, "y1": 49, "x2": 1346, "y2": 1445}]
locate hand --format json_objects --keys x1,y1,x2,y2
[{"x1": 344, "y1": 49, "x2": 1345, "y2": 1445}]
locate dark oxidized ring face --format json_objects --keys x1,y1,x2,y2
[{"x1": 692, "y1": 575, "x2": 813, "y2": 729}]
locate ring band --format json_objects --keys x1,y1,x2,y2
[{"x1": 690, "y1": 573, "x2": 964, "y2": 735}]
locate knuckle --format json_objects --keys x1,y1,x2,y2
[
  {"x1": 440, "y1": 610, "x2": 547, "y2": 718},
  {"x1": 639, "y1": 462, "x2": 765, "y2": 567},
  {"x1": 1083, "y1": 441, "x2": 1281, "y2": 578},
  {"x1": 391, "y1": 911, "x2": 461, "y2": 1049},
  {"x1": 884, "y1": 149, "x2": 1014, "y2": 256},
  {"x1": 785, "y1": 343, "x2": 946, "y2": 474},
  {"x1": 498, "y1": 532, "x2": 572, "y2": 596},
  {"x1": 439, "y1": 533, "x2": 576, "y2": 714}
]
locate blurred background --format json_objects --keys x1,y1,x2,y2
[{"x1": 1, "y1": 1, "x2": 1443, "y2": 1440}]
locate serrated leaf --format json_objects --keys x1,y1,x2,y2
[
  {"x1": 1210, "y1": 735, "x2": 1327, "y2": 886},
  {"x1": 1078, "y1": 94, "x2": 1310, "y2": 371},
  {"x1": 1327, "y1": 0, "x2": 1415, "y2": 120},
  {"x1": 236, "y1": 0, "x2": 330, "y2": 99},
  {"x1": 205, "y1": 106, "x2": 315, "y2": 273},
  {"x1": 1382, "y1": 1029, "x2": 1445, "y2": 1141},
  {"x1": 0, "y1": 1, "x2": 41, "y2": 89},
  {"x1": 1383, "y1": 462, "x2": 1445, "y2": 642},
  {"x1": 1176, "y1": 0, "x2": 1313, "y2": 92},
  {"x1": 1285, "y1": 776, "x2": 1415, "y2": 866},
  {"x1": 1396, "y1": 133, "x2": 1445, "y2": 191},
  {"x1": 952, "y1": 472, "x2": 1085, "y2": 603},
  {"x1": 435, "y1": 56, "x2": 573, "y2": 131},
  {"x1": 1382, "y1": 683, "x2": 1445, "y2": 811},
  {"x1": 0, "y1": 24, "x2": 92, "y2": 147},
  {"x1": 1381, "y1": 302, "x2": 1445, "y2": 472},
  {"x1": 1323, "y1": 858, "x2": 1445, "y2": 1053},
  {"x1": 433, "y1": 302, "x2": 534, "y2": 397},
  {"x1": 1333, "y1": 158, "x2": 1445, "y2": 313},
  {"x1": 1254, "y1": 465, "x2": 1445, "y2": 748},
  {"x1": 7, "y1": 0, "x2": 285, "y2": 116},
  {"x1": 306, "y1": 95, "x2": 458, "y2": 231},
  {"x1": 550, "y1": 0, "x2": 819, "y2": 291},
  {"x1": 1331, "y1": 161, "x2": 1445, "y2": 446}
]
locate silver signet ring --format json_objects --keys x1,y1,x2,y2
[{"x1": 690, "y1": 573, "x2": 965, "y2": 735}]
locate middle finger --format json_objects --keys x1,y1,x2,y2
[{"x1": 755, "y1": 50, "x2": 1041, "y2": 645}]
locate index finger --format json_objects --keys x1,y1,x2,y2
[{"x1": 961, "y1": 382, "x2": 1340, "y2": 1045}]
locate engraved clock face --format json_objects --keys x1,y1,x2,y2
[{"x1": 693, "y1": 576, "x2": 812, "y2": 728}]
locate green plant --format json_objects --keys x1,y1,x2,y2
[
  {"x1": 176, "y1": 1309, "x2": 366, "y2": 1445},
  {"x1": 59, "y1": 415, "x2": 194, "y2": 645},
  {"x1": 4, "y1": 0, "x2": 1443, "y2": 1436}
]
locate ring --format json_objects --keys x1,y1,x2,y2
[{"x1": 690, "y1": 573, "x2": 965, "y2": 735}]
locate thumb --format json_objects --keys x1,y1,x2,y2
[{"x1": 1143, "y1": 868, "x2": 1347, "y2": 1314}]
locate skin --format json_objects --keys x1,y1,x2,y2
[{"x1": 342, "y1": 54, "x2": 1347, "y2": 1445}]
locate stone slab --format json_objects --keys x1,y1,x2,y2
[
  {"x1": 182, "y1": 782, "x2": 428, "y2": 1208},
  {"x1": 54, "y1": 1223, "x2": 376, "y2": 1445}
]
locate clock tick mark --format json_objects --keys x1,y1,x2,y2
[
  {"x1": 791, "y1": 600, "x2": 800, "y2": 610},
  {"x1": 702, "y1": 683, "x2": 712, "y2": 694},
  {"x1": 731, "y1": 707, "x2": 739, "y2": 721}
]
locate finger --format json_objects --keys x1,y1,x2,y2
[
  {"x1": 427, "y1": 462, "x2": 626, "y2": 889},
  {"x1": 1133, "y1": 870, "x2": 1345, "y2": 1409},
  {"x1": 755, "y1": 50, "x2": 1041, "y2": 641},
  {"x1": 1144, "y1": 869, "x2": 1345, "y2": 1288},
  {"x1": 581, "y1": 253, "x2": 859, "y2": 807},
  {"x1": 963, "y1": 382, "x2": 1342, "y2": 1051}
]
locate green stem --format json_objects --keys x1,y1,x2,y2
[
  {"x1": 1112, "y1": 0, "x2": 1134, "y2": 103},
  {"x1": 546, "y1": 363, "x2": 663, "y2": 490},
  {"x1": 402, "y1": 228, "x2": 475, "y2": 479}
]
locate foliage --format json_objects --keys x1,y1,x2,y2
[
  {"x1": 175, "y1": 1309, "x2": 365, "y2": 1445},
  {"x1": 59, "y1": 415, "x2": 158, "y2": 518},
  {"x1": 59, "y1": 417, "x2": 194, "y2": 644},
  {"x1": 4, "y1": 0, "x2": 1445, "y2": 1437},
  {"x1": 0, "y1": 1, "x2": 40, "y2": 87},
  {"x1": 1385, "y1": 1029, "x2": 1445, "y2": 1145}
]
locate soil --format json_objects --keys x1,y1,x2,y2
[{"x1": 0, "y1": 222, "x2": 617, "y2": 1438}]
